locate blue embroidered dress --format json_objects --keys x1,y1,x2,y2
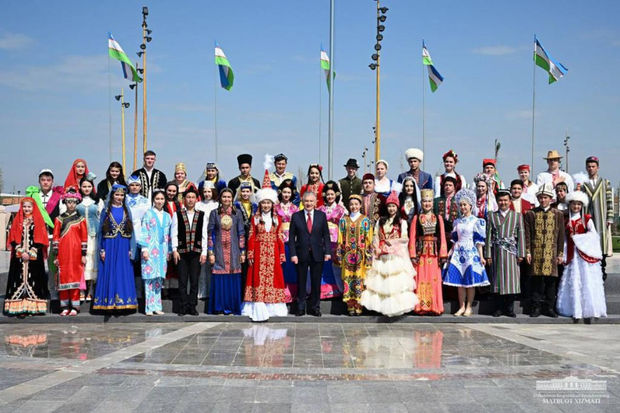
[
  {"x1": 138, "y1": 208, "x2": 172, "y2": 313},
  {"x1": 442, "y1": 215, "x2": 490, "y2": 287},
  {"x1": 93, "y1": 206, "x2": 138, "y2": 310}
]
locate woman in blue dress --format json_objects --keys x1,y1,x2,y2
[
  {"x1": 442, "y1": 188, "x2": 489, "y2": 316},
  {"x1": 139, "y1": 189, "x2": 172, "y2": 315},
  {"x1": 208, "y1": 188, "x2": 245, "y2": 315},
  {"x1": 93, "y1": 184, "x2": 138, "y2": 311}
]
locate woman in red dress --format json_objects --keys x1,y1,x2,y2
[
  {"x1": 241, "y1": 187, "x2": 288, "y2": 322},
  {"x1": 300, "y1": 164, "x2": 325, "y2": 208},
  {"x1": 53, "y1": 190, "x2": 88, "y2": 315},
  {"x1": 64, "y1": 159, "x2": 89, "y2": 191}
]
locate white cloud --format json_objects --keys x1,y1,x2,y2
[
  {"x1": 0, "y1": 33, "x2": 34, "y2": 50},
  {"x1": 0, "y1": 54, "x2": 127, "y2": 92},
  {"x1": 472, "y1": 45, "x2": 518, "y2": 56}
]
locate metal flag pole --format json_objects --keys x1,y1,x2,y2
[
  {"x1": 422, "y1": 40, "x2": 426, "y2": 170},
  {"x1": 214, "y1": 43, "x2": 219, "y2": 163},
  {"x1": 117, "y1": 89, "x2": 128, "y2": 172},
  {"x1": 319, "y1": 46, "x2": 323, "y2": 167},
  {"x1": 374, "y1": 0, "x2": 381, "y2": 163},
  {"x1": 531, "y1": 34, "x2": 536, "y2": 171},
  {"x1": 108, "y1": 57, "x2": 112, "y2": 162},
  {"x1": 328, "y1": 0, "x2": 335, "y2": 180},
  {"x1": 132, "y1": 65, "x2": 139, "y2": 171}
]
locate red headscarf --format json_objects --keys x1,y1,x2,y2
[
  {"x1": 8, "y1": 197, "x2": 49, "y2": 250},
  {"x1": 64, "y1": 158, "x2": 89, "y2": 190}
]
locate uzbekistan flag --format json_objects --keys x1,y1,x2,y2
[
  {"x1": 534, "y1": 37, "x2": 567, "y2": 84},
  {"x1": 422, "y1": 41, "x2": 443, "y2": 92},
  {"x1": 215, "y1": 45, "x2": 234, "y2": 91},
  {"x1": 320, "y1": 46, "x2": 332, "y2": 91},
  {"x1": 108, "y1": 33, "x2": 142, "y2": 83}
]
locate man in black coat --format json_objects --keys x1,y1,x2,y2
[
  {"x1": 288, "y1": 191, "x2": 331, "y2": 316},
  {"x1": 131, "y1": 150, "x2": 168, "y2": 200}
]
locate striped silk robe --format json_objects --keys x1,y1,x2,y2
[
  {"x1": 484, "y1": 210, "x2": 526, "y2": 295},
  {"x1": 582, "y1": 177, "x2": 614, "y2": 256}
]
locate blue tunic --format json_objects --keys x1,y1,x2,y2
[{"x1": 93, "y1": 206, "x2": 138, "y2": 310}]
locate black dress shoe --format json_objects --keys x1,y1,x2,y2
[
  {"x1": 544, "y1": 308, "x2": 558, "y2": 318},
  {"x1": 188, "y1": 308, "x2": 199, "y2": 316},
  {"x1": 530, "y1": 307, "x2": 541, "y2": 318},
  {"x1": 177, "y1": 310, "x2": 186, "y2": 316},
  {"x1": 296, "y1": 309, "x2": 306, "y2": 316},
  {"x1": 492, "y1": 309, "x2": 502, "y2": 317},
  {"x1": 505, "y1": 311, "x2": 517, "y2": 318},
  {"x1": 308, "y1": 309, "x2": 322, "y2": 317}
]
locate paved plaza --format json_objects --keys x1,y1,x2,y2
[{"x1": 0, "y1": 322, "x2": 618, "y2": 412}]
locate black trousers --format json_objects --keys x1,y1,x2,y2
[
  {"x1": 296, "y1": 259, "x2": 324, "y2": 312},
  {"x1": 494, "y1": 294, "x2": 516, "y2": 313},
  {"x1": 530, "y1": 276, "x2": 558, "y2": 310},
  {"x1": 177, "y1": 252, "x2": 201, "y2": 311}
]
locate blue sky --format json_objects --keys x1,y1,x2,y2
[{"x1": 1, "y1": 0, "x2": 619, "y2": 192}]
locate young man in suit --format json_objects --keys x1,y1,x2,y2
[{"x1": 288, "y1": 191, "x2": 331, "y2": 316}]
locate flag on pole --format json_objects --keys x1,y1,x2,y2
[
  {"x1": 321, "y1": 46, "x2": 335, "y2": 91},
  {"x1": 534, "y1": 37, "x2": 567, "y2": 84},
  {"x1": 422, "y1": 41, "x2": 443, "y2": 92},
  {"x1": 108, "y1": 33, "x2": 142, "y2": 82},
  {"x1": 215, "y1": 44, "x2": 234, "y2": 91}
]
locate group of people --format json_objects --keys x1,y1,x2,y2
[{"x1": 3, "y1": 147, "x2": 612, "y2": 322}]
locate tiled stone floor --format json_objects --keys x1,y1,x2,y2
[{"x1": 0, "y1": 322, "x2": 618, "y2": 412}]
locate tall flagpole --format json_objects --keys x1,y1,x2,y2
[
  {"x1": 108, "y1": 57, "x2": 112, "y2": 162},
  {"x1": 422, "y1": 40, "x2": 426, "y2": 170},
  {"x1": 214, "y1": 45, "x2": 219, "y2": 163},
  {"x1": 328, "y1": 0, "x2": 335, "y2": 180},
  {"x1": 132, "y1": 66, "x2": 139, "y2": 171},
  {"x1": 120, "y1": 89, "x2": 127, "y2": 172},
  {"x1": 531, "y1": 35, "x2": 536, "y2": 170},
  {"x1": 374, "y1": 0, "x2": 381, "y2": 163},
  {"x1": 319, "y1": 47, "x2": 323, "y2": 166}
]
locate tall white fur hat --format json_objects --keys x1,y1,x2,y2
[{"x1": 404, "y1": 148, "x2": 423, "y2": 162}]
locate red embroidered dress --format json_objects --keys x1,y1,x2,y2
[{"x1": 244, "y1": 214, "x2": 287, "y2": 303}]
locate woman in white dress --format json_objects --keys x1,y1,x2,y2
[
  {"x1": 556, "y1": 191, "x2": 607, "y2": 320},
  {"x1": 374, "y1": 160, "x2": 402, "y2": 197},
  {"x1": 196, "y1": 181, "x2": 219, "y2": 300},
  {"x1": 77, "y1": 173, "x2": 103, "y2": 302}
]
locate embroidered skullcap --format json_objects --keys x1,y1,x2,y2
[
  {"x1": 517, "y1": 164, "x2": 530, "y2": 172},
  {"x1": 585, "y1": 156, "x2": 599, "y2": 165},
  {"x1": 362, "y1": 173, "x2": 375, "y2": 181},
  {"x1": 405, "y1": 148, "x2": 423, "y2": 162},
  {"x1": 454, "y1": 188, "x2": 477, "y2": 207},
  {"x1": 565, "y1": 191, "x2": 589, "y2": 208},
  {"x1": 482, "y1": 158, "x2": 496, "y2": 167},
  {"x1": 536, "y1": 182, "x2": 555, "y2": 198},
  {"x1": 127, "y1": 174, "x2": 141, "y2": 185},
  {"x1": 205, "y1": 162, "x2": 218, "y2": 170},
  {"x1": 349, "y1": 194, "x2": 363, "y2": 204},
  {"x1": 496, "y1": 189, "x2": 511, "y2": 199}
]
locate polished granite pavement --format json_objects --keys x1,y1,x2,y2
[{"x1": 0, "y1": 322, "x2": 618, "y2": 412}]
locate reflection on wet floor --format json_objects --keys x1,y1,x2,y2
[
  {"x1": 120, "y1": 323, "x2": 566, "y2": 369},
  {"x1": 0, "y1": 323, "x2": 179, "y2": 360}
]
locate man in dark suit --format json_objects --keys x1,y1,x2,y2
[{"x1": 288, "y1": 191, "x2": 331, "y2": 316}]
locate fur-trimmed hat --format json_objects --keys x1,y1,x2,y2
[
  {"x1": 255, "y1": 188, "x2": 278, "y2": 204},
  {"x1": 565, "y1": 191, "x2": 589, "y2": 208}
]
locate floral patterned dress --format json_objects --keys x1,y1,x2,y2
[{"x1": 138, "y1": 208, "x2": 172, "y2": 313}]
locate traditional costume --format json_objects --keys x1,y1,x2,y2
[
  {"x1": 535, "y1": 150, "x2": 574, "y2": 194},
  {"x1": 97, "y1": 163, "x2": 127, "y2": 203},
  {"x1": 208, "y1": 189, "x2": 246, "y2": 315},
  {"x1": 274, "y1": 180, "x2": 299, "y2": 302},
  {"x1": 339, "y1": 158, "x2": 363, "y2": 210},
  {"x1": 172, "y1": 185, "x2": 208, "y2": 315},
  {"x1": 76, "y1": 173, "x2": 102, "y2": 287},
  {"x1": 63, "y1": 159, "x2": 89, "y2": 191},
  {"x1": 300, "y1": 164, "x2": 326, "y2": 209},
  {"x1": 399, "y1": 176, "x2": 421, "y2": 225},
  {"x1": 228, "y1": 154, "x2": 261, "y2": 196},
  {"x1": 410, "y1": 190, "x2": 448, "y2": 315},
  {"x1": 318, "y1": 182, "x2": 346, "y2": 299},
  {"x1": 374, "y1": 160, "x2": 402, "y2": 197},
  {"x1": 443, "y1": 189, "x2": 490, "y2": 288},
  {"x1": 337, "y1": 195, "x2": 373, "y2": 315},
  {"x1": 361, "y1": 192, "x2": 418, "y2": 317},
  {"x1": 510, "y1": 197, "x2": 534, "y2": 215},
  {"x1": 397, "y1": 148, "x2": 433, "y2": 190},
  {"x1": 93, "y1": 185, "x2": 138, "y2": 311},
  {"x1": 473, "y1": 173, "x2": 498, "y2": 219},
  {"x1": 484, "y1": 192, "x2": 527, "y2": 317},
  {"x1": 163, "y1": 182, "x2": 181, "y2": 290},
  {"x1": 4, "y1": 198, "x2": 49, "y2": 315},
  {"x1": 580, "y1": 156, "x2": 614, "y2": 275},
  {"x1": 269, "y1": 154, "x2": 299, "y2": 204},
  {"x1": 556, "y1": 191, "x2": 607, "y2": 319},
  {"x1": 517, "y1": 164, "x2": 539, "y2": 206},
  {"x1": 53, "y1": 191, "x2": 88, "y2": 314},
  {"x1": 172, "y1": 162, "x2": 192, "y2": 203},
  {"x1": 433, "y1": 177, "x2": 459, "y2": 246},
  {"x1": 524, "y1": 183, "x2": 566, "y2": 317},
  {"x1": 434, "y1": 150, "x2": 466, "y2": 197},
  {"x1": 241, "y1": 187, "x2": 288, "y2": 321},
  {"x1": 139, "y1": 194, "x2": 172, "y2": 314},
  {"x1": 361, "y1": 174, "x2": 383, "y2": 227},
  {"x1": 195, "y1": 182, "x2": 219, "y2": 300},
  {"x1": 131, "y1": 164, "x2": 167, "y2": 200},
  {"x1": 481, "y1": 158, "x2": 504, "y2": 195},
  {"x1": 199, "y1": 162, "x2": 227, "y2": 193}
]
